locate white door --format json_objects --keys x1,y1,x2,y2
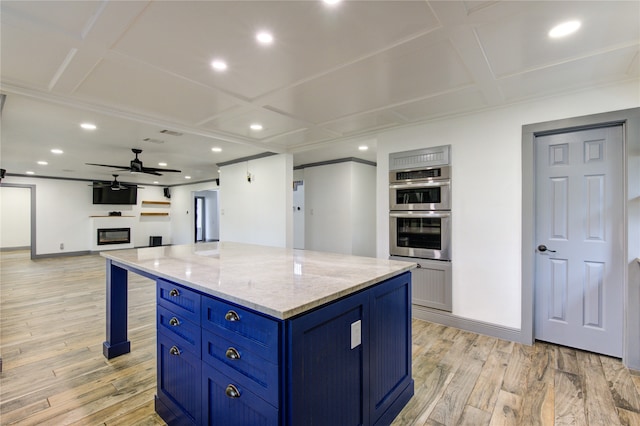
[{"x1": 534, "y1": 125, "x2": 623, "y2": 357}]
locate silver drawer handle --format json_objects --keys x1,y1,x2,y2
[
  {"x1": 169, "y1": 288, "x2": 180, "y2": 297},
  {"x1": 169, "y1": 345, "x2": 181, "y2": 356},
  {"x1": 225, "y1": 384, "x2": 241, "y2": 399},
  {"x1": 169, "y1": 317, "x2": 180, "y2": 326},
  {"x1": 225, "y1": 347, "x2": 241, "y2": 360},
  {"x1": 224, "y1": 310, "x2": 240, "y2": 322}
]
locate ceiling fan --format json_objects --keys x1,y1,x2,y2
[
  {"x1": 86, "y1": 148, "x2": 181, "y2": 176},
  {"x1": 89, "y1": 174, "x2": 143, "y2": 191}
]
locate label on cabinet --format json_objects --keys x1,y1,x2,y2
[{"x1": 351, "y1": 320, "x2": 362, "y2": 349}]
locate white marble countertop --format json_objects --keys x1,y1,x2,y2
[{"x1": 102, "y1": 242, "x2": 416, "y2": 320}]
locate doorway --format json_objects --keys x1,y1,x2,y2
[
  {"x1": 0, "y1": 184, "x2": 35, "y2": 258},
  {"x1": 194, "y1": 196, "x2": 205, "y2": 243},
  {"x1": 533, "y1": 125, "x2": 623, "y2": 357},
  {"x1": 193, "y1": 190, "x2": 220, "y2": 243}
]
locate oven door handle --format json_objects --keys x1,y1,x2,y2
[
  {"x1": 389, "y1": 181, "x2": 449, "y2": 189},
  {"x1": 389, "y1": 211, "x2": 451, "y2": 219}
]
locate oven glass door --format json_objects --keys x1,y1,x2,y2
[
  {"x1": 389, "y1": 212, "x2": 451, "y2": 260},
  {"x1": 389, "y1": 181, "x2": 451, "y2": 211}
]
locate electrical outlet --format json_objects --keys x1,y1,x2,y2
[{"x1": 60, "y1": 243, "x2": 64, "y2": 250}]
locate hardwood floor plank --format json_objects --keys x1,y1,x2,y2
[
  {"x1": 555, "y1": 346, "x2": 580, "y2": 375},
  {"x1": 518, "y1": 342, "x2": 555, "y2": 425},
  {"x1": 601, "y1": 355, "x2": 640, "y2": 413},
  {"x1": 392, "y1": 364, "x2": 455, "y2": 425},
  {"x1": 501, "y1": 343, "x2": 533, "y2": 396},
  {"x1": 554, "y1": 370, "x2": 587, "y2": 425},
  {"x1": 489, "y1": 390, "x2": 522, "y2": 426},
  {"x1": 467, "y1": 349, "x2": 510, "y2": 412},
  {"x1": 577, "y1": 350, "x2": 621, "y2": 425},
  {"x1": 617, "y1": 406, "x2": 640, "y2": 426},
  {"x1": 458, "y1": 404, "x2": 492, "y2": 425}
]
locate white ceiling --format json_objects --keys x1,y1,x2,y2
[{"x1": 1, "y1": 0, "x2": 638, "y2": 186}]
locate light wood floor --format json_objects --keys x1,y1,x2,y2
[{"x1": 1, "y1": 250, "x2": 639, "y2": 425}]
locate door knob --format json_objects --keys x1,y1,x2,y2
[{"x1": 537, "y1": 244, "x2": 556, "y2": 253}]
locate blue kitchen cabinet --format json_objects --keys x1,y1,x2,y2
[
  {"x1": 155, "y1": 272, "x2": 413, "y2": 425},
  {"x1": 369, "y1": 272, "x2": 414, "y2": 425},
  {"x1": 155, "y1": 279, "x2": 203, "y2": 425},
  {"x1": 288, "y1": 288, "x2": 369, "y2": 425},
  {"x1": 288, "y1": 271, "x2": 413, "y2": 426}
]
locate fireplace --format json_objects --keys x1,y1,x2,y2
[{"x1": 97, "y1": 228, "x2": 131, "y2": 246}]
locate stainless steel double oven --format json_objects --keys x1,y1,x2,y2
[{"x1": 389, "y1": 165, "x2": 451, "y2": 260}]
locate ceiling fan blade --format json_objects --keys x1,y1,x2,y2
[
  {"x1": 86, "y1": 163, "x2": 131, "y2": 170},
  {"x1": 142, "y1": 170, "x2": 163, "y2": 176},
  {"x1": 142, "y1": 167, "x2": 182, "y2": 173}
]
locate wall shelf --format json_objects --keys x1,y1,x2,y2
[
  {"x1": 141, "y1": 212, "x2": 169, "y2": 216},
  {"x1": 142, "y1": 201, "x2": 171, "y2": 205}
]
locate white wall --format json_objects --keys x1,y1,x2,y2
[
  {"x1": 376, "y1": 80, "x2": 640, "y2": 329},
  {"x1": 304, "y1": 161, "x2": 376, "y2": 256},
  {"x1": 0, "y1": 176, "x2": 169, "y2": 255},
  {"x1": 305, "y1": 162, "x2": 353, "y2": 254},
  {"x1": 351, "y1": 162, "x2": 376, "y2": 257},
  {"x1": 0, "y1": 186, "x2": 31, "y2": 248},
  {"x1": 219, "y1": 154, "x2": 293, "y2": 248}
]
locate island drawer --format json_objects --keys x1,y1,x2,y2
[
  {"x1": 202, "y1": 328, "x2": 279, "y2": 406},
  {"x1": 157, "y1": 305, "x2": 201, "y2": 354},
  {"x1": 202, "y1": 362, "x2": 278, "y2": 426},
  {"x1": 157, "y1": 279, "x2": 201, "y2": 324},
  {"x1": 201, "y1": 297, "x2": 279, "y2": 363}
]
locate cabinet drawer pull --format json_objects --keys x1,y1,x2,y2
[
  {"x1": 169, "y1": 345, "x2": 181, "y2": 356},
  {"x1": 224, "y1": 310, "x2": 240, "y2": 322},
  {"x1": 169, "y1": 317, "x2": 180, "y2": 326},
  {"x1": 225, "y1": 384, "x2": 241, "y2": 399},
  {"x1": 225, "y1": 347, "x2": 241, "y2": 360},
  {"x1": 169, "y1": 288, "x2": 180, "y2": 297}
]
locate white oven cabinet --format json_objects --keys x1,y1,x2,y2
[
  {"x1": 154, "y1": 272, "x2": 413, "y2": 425},
  {"x1": 392, "y1": 256, "x2": 452, "y2": 312}
]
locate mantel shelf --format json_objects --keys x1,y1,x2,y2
[
  {"x1": 142, "y1": 201, "x2": 171, "y2": 205},
  {"x1": 90, "y1": 215, "x2": 136, "y2": 218},
  {"x1": 140, "y1": 212, "x2": 169, "y2": 216}
]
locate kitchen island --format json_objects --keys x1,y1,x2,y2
[{"x1": 101, "y1": 242, "x2": 415, "y2": 426}]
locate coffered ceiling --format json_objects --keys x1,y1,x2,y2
[{"x1": 1, "y1": 1, "x2": 638, "y2": 185}]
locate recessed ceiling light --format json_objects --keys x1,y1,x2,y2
[
  {"x1": 80, "y1": 123, "x2": 97, "y2": 130},
  {"x1": 153, "y1": 181, "x2": 159, "y2": 184},
  {"x1": 185, "y1": 176, "x2": 192, "y2": 179},
  {"x1": 548, "y1": 20, "x2": 581, "y2": 38},
  {"x1": 256, "y1": 31, "x2": 274, "y2": 45},
  {"x1": 250, "y1": 123, "x2": 263, "y2": 131},
  {"x1": 211, "y1": 147, "x2": 222, "y2": 153},
  {"x1": 51, "y1": 149, "x2": 63, "y2": 154},
  {"x1": 26, "y1": 171, "x2": 35, "y2": 175},
  {"x1": 358, "y1": 145, "x2": 369, "y2": 151},
  {"x1": 211, "y1": 59, "x2": 228, "y2": 71},
  {"x1": 323, "y1": 0, "x2": 342, "y2": 5},
  {"x1": 37, "y1": 161, "x2": 48, "y2": 165},
  {"x1": 158, "y1": 162, "x2": 168, "y2": 167}
]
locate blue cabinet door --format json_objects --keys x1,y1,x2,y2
[
  {"x1": 157, "y1": 332, "x2": 202, "y2": 425},
  {"x1": 288, "y1": 290, "x2": 369, "y2": 426},
  {"x1": 369, "y1": 272, "x2": 414, "y2": 425}
]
